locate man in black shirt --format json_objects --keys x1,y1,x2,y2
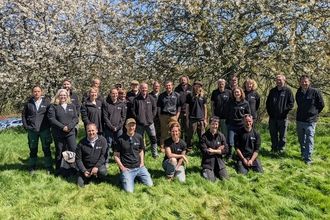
[
  {"x1": 132, "y1": 82, "x2": 158, "y2": 158},
  {"x1": 234, "y1": 115, "x2": 263, "y2": 175},
  {"x1": 266, "y1": 74, "x2": 294, "y2": 153},
  {"x1": 114, "y1": 118, "x2": 153, "y2": 193},
  {"x1": 157, "y1": 81, "x2": 181, "y2": 152},
  {"x1": 174, "y1": 75, "x2": 192, "y2": 141},
  {"x1": 211, "y1": 78, "x2": 232, "y2": 138},
  {"x1": 296, "y1": 75, "x2": 324, "y2": 165},
  {"x1": 76, "y1": 124, "x2": 108, "y2": 187}
]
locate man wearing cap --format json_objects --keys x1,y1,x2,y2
[
  {"x1": 211, "y1": 78, "x2": 232, "y2": 139},
  {"x1": 76, "y1": 123, "x2": 108, "y2": 187},
  {"x1": 185, "y1": 80, "x2": 207, "y2": 153},
  {"x1": 234, "y1": 114, "x2": 263, "y2": 175},
  {"x1": 114, "y1": 118, "x2": 153, "y2": 193},
  {"x1": 157, "y1": 80, "x2": 181, "y2": 153},
  {"x1": 296, "y1": 75, "x2": 324, "y2": 165},
  {"x1": 126, "y1": 80, "x2": 140, "y2": 120},
  {"x1": 175, "y1": 75, "x2": 192, "y2": 141},
  {"x1": 132, "y1": 82, "x2": 158, "y2": 158}
]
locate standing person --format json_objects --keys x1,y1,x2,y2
[
  {"x1": 242, "y1": 78, "x2": 260, "y2": 124},
  {"x1": 82, "y1": 78, "x2": 104, "y2": 103},
  {"x1": 234, "y1": 114, "x2": 263, "y2": 175},
  {"x1": 157, "y1": 80, "x2": 181, "y2": 153},
  {"x1": 62, "y1": 78, "x2": 80, "y2": 136},
  {"x1": 48, "y1": 89, "x2": 78, "y2": 171},
  {"x1": 227, "y1": 75, "x2": 239, "y2": 90},
  {"x1": 22, "y1": 86, "x2": 53, "y2": 176},
  {"x1": 211, "y1": 78, "x2": 232, "y2": 139},
  {"x1": 175, "y1": 75, "x2": 192, "y2": 141},
  {"x1": 226, "y1": 87, "x2": 251, "y2": 160},
  {"x1": 200, "y1": 117, "x2": 229, "y2": 182},
  {"x1": 76, "y1": 124, "x2": 108, "y2": 187},
  {"x1": 296, "y1": 75, "x2": 324, "y2": 165},
  {"x1": 114, "y1": 118, "x2": 153, "y2": 193},
  {"x1": 119, "y1": 89, "x2": 128, "y2": 103},
  {"x1": 133, "y1": 82, "x2": 158, "y2": 158},
  {"x1": 162, "y1": 120, "x2": 189, "y2": 182},
  {"x1": 266, "y1": 74, "x2": 294, "y2": 153},
  {"x1": 81, "y1": 87, "x2": 103, "y2": 135},
  {"x1": 150, "y1": 81, "x2": 161, "y2": 145},
  {"x1": 103, "y1": 88, "x2": 127, "y2": 166},
  {"x1": 185, "y1": 80, "x2": 207, "y2": 153},
  {"x1": 126, "y1": 80, "x2": 140, "y2": 120}
]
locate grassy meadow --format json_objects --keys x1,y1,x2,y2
[{"x1": 0, "y1": 120, "x2": 330, "y2": 220}]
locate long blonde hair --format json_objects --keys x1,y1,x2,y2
[{"x1": 51, "y1": 89, "x2": 72, "y2": 104}]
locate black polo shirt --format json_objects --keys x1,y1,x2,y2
[
  {"x1": 157, "y1": 91, "x2": 181, "y2": 115},
  {"x1": 114, "y1": 133, "x2": 144, "y2": 169}
]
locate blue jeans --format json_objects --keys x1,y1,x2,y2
[
  {"x1": 162, "y1": 159, "x2": 186, "y2": 182},
  {"x1": 227, "y1": 124, "x2": 242, "y2": 158},
  {"x1": 296, "y1": 121, "x2": 316, "y2": 163},
  {"x1": 120, "y1": 166, "x2": 153, "y2": 193},
  {"x1": 136, "y1": 124, "x2": 158, "y2": 157},
  {"x1": 104, "y1": 129, "x2": 123, "y2": 164}
]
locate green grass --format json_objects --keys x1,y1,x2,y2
[{"x1": 0, "y1": 121, "x2": 330, "y2": 220}]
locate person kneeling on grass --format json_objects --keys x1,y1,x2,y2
[
  {"x1": 114, "y1": 118, "x2": 153, "y2": 193},
  {"x1": 162, "y1": 120, "x2": 189, "y2": 182},
  {"x1": 76, "y1": 123, "x2": 108, "y2": 187},
  {"x1": 200, "y1": 116, "x2": 229, "y2": 182},
  {"x1": 234, "y1": 114, "x2": 263, "y2": 175}
]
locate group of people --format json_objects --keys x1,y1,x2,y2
[{"x1": 21, "y1": 74, "x2": 324, "y2": 192}]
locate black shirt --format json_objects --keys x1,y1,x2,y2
[
  {"x1": 211, "y1": 89, "x2": 232, "y2": 119},
  {"x1": 296, "y1": 86, "x2": 324, "y2": 123},
  {"x1": 157, "y1": 91, "x2": 181, "y2": 115},
  {"x1": 186, "y1": 94, "x2": 207, "y2": 120},
  {"x1": 174, "y1": 84, "x2": 192, "y2": 112},
  {"x1": 114, "y1": 133, "x2": 144, "y2": 169},
  {"x1": 244, "y1": 90, "x2": 260, "y2": 120},
  {"x1": 163, "y1": 138, "x2": 187, "y2": 164},
  {"x1": 234, "y1": 127, "x2": 261, "y2": 158}
]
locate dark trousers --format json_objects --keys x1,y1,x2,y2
[
  {"x1": 236, "y1": 158, "x2": 263, "y2": 175},
  {"x1": 202, "y1": 161, "x2": 229, "y2": 182},
  {"x1": 53, "y1": 134, "x2": 77, "y2": 170},
  {"x1": 178, "y1": 112, "x2": 188, "y2": 141},
  {"x1": 27, "y1": 128, "x2": 53, "y2": 168},
  {"x1": 77, "y1": 165, "x2": 108, "y2": 187},
  {"x1": 269, "y1": 118, "x2": 288, "y2": 151}
]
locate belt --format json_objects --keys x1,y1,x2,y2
[{"x1": 162, "y1": 112, "x2": 175, "y2": 116}]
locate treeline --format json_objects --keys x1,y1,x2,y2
[{"x1": 0, "y1": 0, "x2": 329, "y2": 114}]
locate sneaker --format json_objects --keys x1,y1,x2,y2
[
  {"x1": 305, "y1": 161, "x2": 312, "y2": 166},
  {"x1": 29, "y1": 167, "x2": 36, "y2": 176},
  {"x1": 46, "y1": 167, "x2": 54, "y2": 175}
]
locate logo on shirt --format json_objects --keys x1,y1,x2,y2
[
  {"x1": 239, "y1": 107, "x2": 245, "y2": 109},
  {"x1": 95, "y1": 146, "x2": 102, "y2": 149},
  {"x1": 217, "y1": 142, "x2": 221, "y2": 145},
  {"x1": 250, "y1": 96, "x2": 255, "y2": 99},
  {"x1": 250, "y1": 137, "x2": 256, "y2": 140},
  {"x1": 306, "y1": 95, "x2": 313, "y2": 100},
  {"x1": 68, "y1": 109, "x2": 73, "y2": 111},
  {"x1": 280, "y1": 92, "x2": 286, "y2": 97},
  {"x1": 117, "y1": 107, "x2": 122, "y2": 110},
  {"x1": 147, "y1": 101, "x2": 151, "y2": 104},
  {"x1": 40, "y1": 105, "x2": 46, "y2": 108}
]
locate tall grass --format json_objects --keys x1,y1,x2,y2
[{"x1": 0, "y1": 120, "x2": 329, "y2": 219}]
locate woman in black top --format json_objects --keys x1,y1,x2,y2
[
  {"x1": 242, "y1": 79, "x2": 260, "y2": 124},
  {"x1": 226, "y1": 87, "x2": 251, "y2": 159},
  {"x1": 200, "y1": 117, "x2": 229, "y2": 182},
  {"x1": 162, "y1": 120, "x2": 189, "y2": 182},
  {"x1": 48, "y1": 89, "x2": 78, "y2": 170},
  {"x1": 81, "y1": 87, "x2": 103, "y2": 135},
  {"x1": 22, "y1": 86, "x2": 53, "y2": 175}
]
